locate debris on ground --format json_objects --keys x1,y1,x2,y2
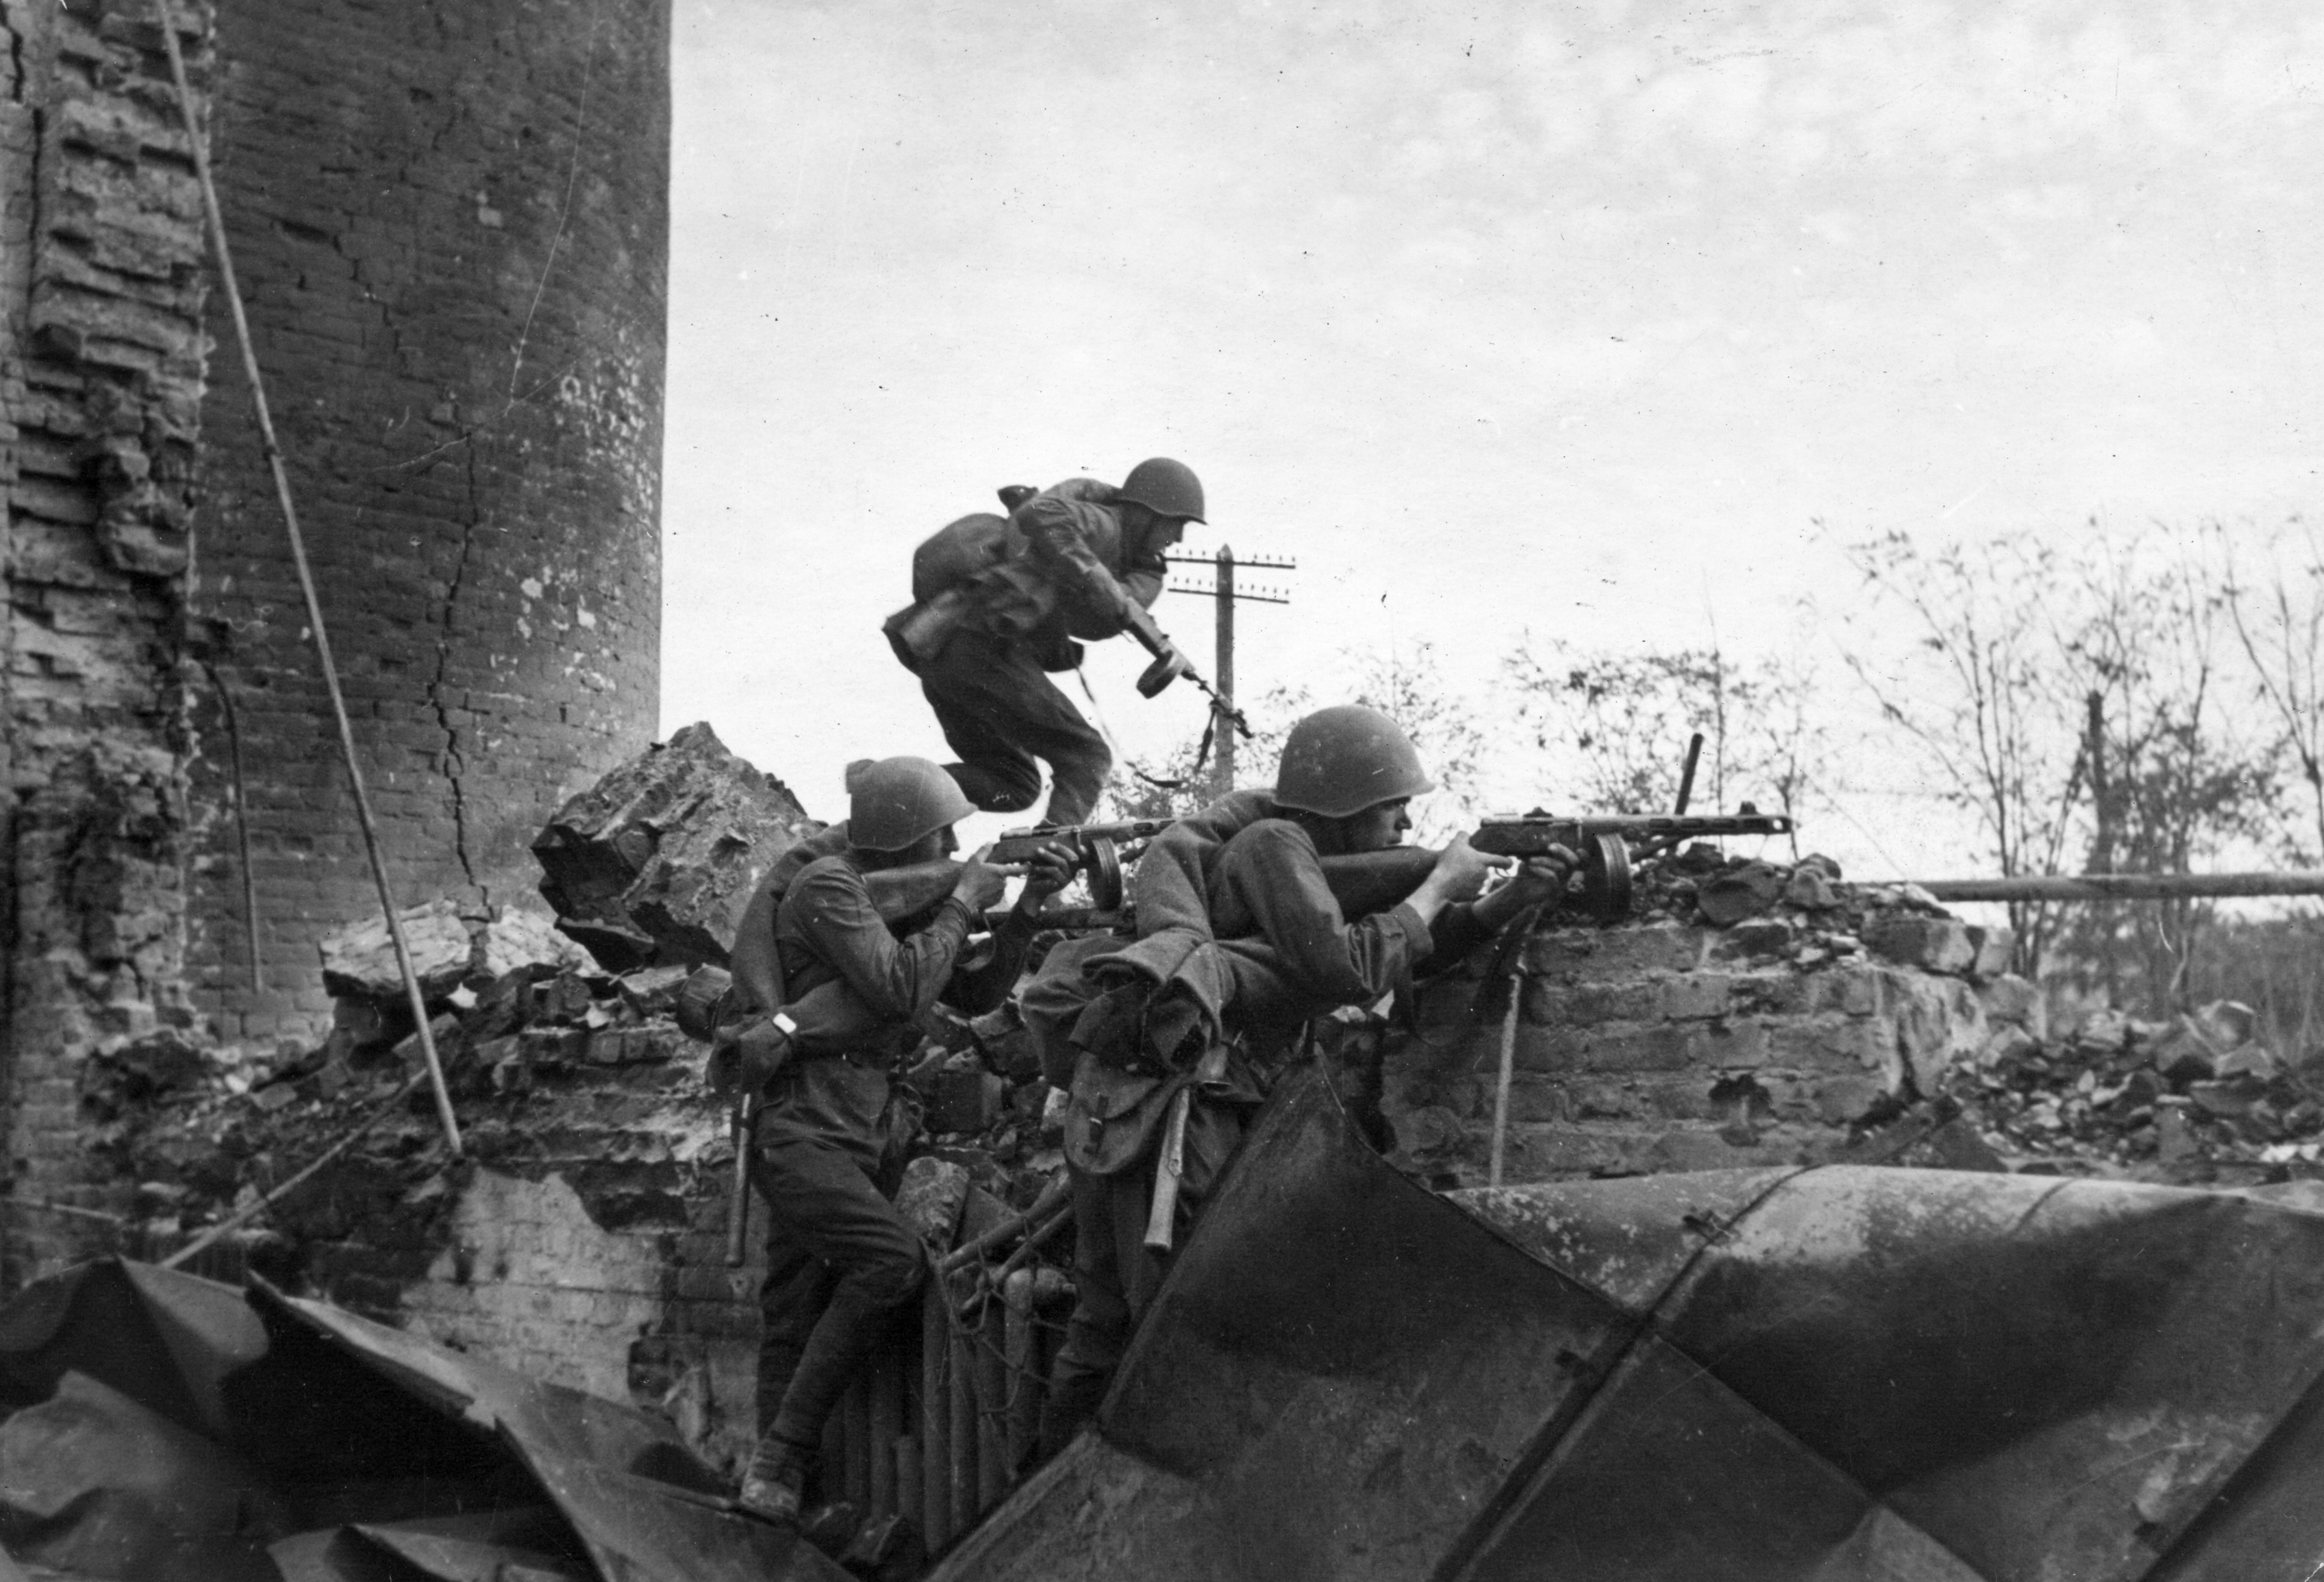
[
  {"x1": 1934, "y1": 996, "x2": 2324, "y2": 1186},
  {"x1": 0, "y1": 1259, "x2": 845, "y2": 1582}
]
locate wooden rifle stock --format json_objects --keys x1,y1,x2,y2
[
  {"x1": 1143, "y1": 1088, "x2": 1193, "y2": 1252},
  {"x1": 726, "y1": 1093, "x2": 758, "y2": 1267},
  {"x1": 1316, "y1": 846, "x2": 1442, "y2": 919}
]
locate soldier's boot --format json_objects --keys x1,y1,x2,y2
[{"x1": 736, "y1": 1433, "x2": 812, "y2": 1526}]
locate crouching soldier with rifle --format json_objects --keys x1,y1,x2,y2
[
  {"x1": 882, "y1": 458, "x2": 1213, "y2": 828},
  {"x1": 1032, "y1": 705, "x2": 1575, "y2": 1453},
  {"x1": 734, "y1": 756, "x2": 1074, "y2": 1526}
]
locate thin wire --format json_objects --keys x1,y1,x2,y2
[{"x1": 154, "y1": 0, "x2": 461, "y2": 1156}]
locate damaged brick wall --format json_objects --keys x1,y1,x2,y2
[
  {"x1": 183, "y1": 0, "x2": 669, "y2": 1045},
  {"x1": 1376, "y1": 873, "x2": 2039, "y2": 1185},
  {"x1": 3, "y1": 0, "x2": 671, "y2": 1289},
  {"x1": 1, "y1": 0, "x2": 215, "y2": 1288}
]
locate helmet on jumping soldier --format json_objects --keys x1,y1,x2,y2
[
  {"x1": 1118, "y1": 457, "x2": 1205, "y2": 523},
  {"x1": 1271, "y1": 705, "x2": 1436, "y2": 819},
  {"x1": 847, "y1": 756, "x2": 973, "y2": 851}
]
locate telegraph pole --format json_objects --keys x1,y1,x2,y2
[{"x1": 1166, "y1": 546, "x2": 1294, "y2": 796}]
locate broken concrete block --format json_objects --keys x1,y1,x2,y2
[
  {"x1": 1783, "y1": 868, "x2": 1841, "y2": 910},
  {"x1": 2156, "y1": 1100, "x2": 2200, "y2": 1161},
  {"x1": 1695, "y1": 863, "x2": 1785, "y2": 926},
  {"x1": 532, "y1": 721, "x2": 817, "y2": 974},
  {"x1": 1862, "y1": 915, "x2": 1976, "y2": 976},
  {"x1": 475, "y1": 907, "x2": 592, "y2": 984},
  {"x1": 1978, "y1": 974, "x2": 2041, "y2": 1032},
  {"x1": 616, "y1": 964, "x2": 693, "y2": 1018},
  {"x1": 320, "y1": 898, "x2": 473, "y2": 1003},
  {"x1": 2216, "y1": 1044, "x2": 2279, "y2": 1082},
  {"x1": 1724, "y1": 918, "x2": 1796, "y2": 956},
  {"x1": 896, "y1": 1156, "x2": 971, "y2": 1249},
  {"x1": 1964, "y1": 925, "x2": 2015, "y2": 979},
  {"x1": 2190, "y1": 999, "x2": 2258, "y2": 1051}
]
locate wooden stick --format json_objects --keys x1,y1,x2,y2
[
  {"x1": 1489, "y1": 965, "x2": 1524, "y2": 1189},
  {"x1": 154, "y1": 1, "x2": 461, "y2": 1158},
  {"x1": 939, "y1": 1171, "x2": 1070, "y2": 1273},
  {"x1": 1141, "y1": 1090, "x2": 1192, "y2": 1252}
]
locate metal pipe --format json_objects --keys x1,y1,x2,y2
[{"x1": 1907, "y1": 872, "x2": 2324, "y2": 903}]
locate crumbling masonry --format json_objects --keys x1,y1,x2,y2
[{"x1": 2, "y1": 0, "x2": 669, "y2": 1283}]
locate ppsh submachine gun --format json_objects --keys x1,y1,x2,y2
[
  {"x1": 988, "y1": 818, "x2": 1174, "y2": 912},
  {"x1": 975, "y1": 806, "x2": 1796, "y2": 928},
  {"x1": 1314, "y1": 806, "x2": 1795, "y2": 924}
]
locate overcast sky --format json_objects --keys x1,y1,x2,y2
[{"x1": 661, "y1": 0, "x2": 2324, "y2": 878}]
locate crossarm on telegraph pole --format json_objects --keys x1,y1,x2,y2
[{"x1": 1166, "y1": 547, "x2": 1294, "y2": 796}]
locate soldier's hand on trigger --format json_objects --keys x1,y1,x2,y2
[
  {"x1": 1503, "y1": 845, "x2": 1578, "y2": 909},
  {"x1": 953, "y1": 844, "x2": 1012, "y2": 913},
  {"x1": 1015, "y1": 839, "x2": 1078, "y2": 908},
  {"x1": 1424, "y1": 834, "x2": 1506, "y2": 904}
]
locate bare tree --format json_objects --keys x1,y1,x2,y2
[
  {"x1": 1501, "y1": 637, "x2": 1823, "y2": 837},
  {"x1": 2216, "y1": 520, "x2": 2324, "y2": 863},
  {"x1": 2057, "y1": 540, "x2": 2279, "y2": 1010},
  {"x1": 1832, "y1": 531, "x2": 2088, "y2": 975}
]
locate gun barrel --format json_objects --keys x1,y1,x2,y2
[
  {"x1": 990, "y1": 820, "x2": 1171, "y2": 861},
  {"x1": 1475, "y1": 812, "x2": 1792, "y2": 856}
]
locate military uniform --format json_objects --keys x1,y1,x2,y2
[
  {"x1": 1036, "y1": 800, "x2": 1496, "y2": 1448},
  {"x1": 751, "y1": 855, "x2": 1040, "y2": 1456},
  {"x1": 886, "y1": 477, "x2": 1175, "y2": 827}
]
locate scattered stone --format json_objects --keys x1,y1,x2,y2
[
  {"x1": 476, "y1": 907, "x2": 592, "y2": 983},
  {"x1": 617, "y1": 965, "x2": 693, "y2": 1017},
  {"x1": 1964, "y1": 925, "x2": 2015, "y2": 979},
  {"x1": 1725, "y1": 919, "x2": 1796, "y2": 955},
  {"x1": 1862, "y1": 915, "x2": 1976, "y2": 976},
  {"x1": 1782, "y1": 868, "x2": 1841, "y2": 911},
  {"x1": 896, "y1": 1157, "x2": 971, "y2": 1249},
  {"x1": 1695, "y1": 863, "x2": 1786, "y2": 927},
  {"x1": 320, "y1": 899, "x2": 473, "y2": 1002}
]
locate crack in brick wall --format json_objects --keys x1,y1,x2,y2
[
  {"x1": 181, "y1": 0, "x2": 668, "y2": 1045},
  {"x1": 4, "y1": 0, "x2": 669, "y2": 1289}
]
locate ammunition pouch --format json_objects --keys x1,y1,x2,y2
[
  {"x1": 1062, "y1": 1059, "x2": 1186, "y2": 1178},
  {"x1": 883, "y1": 596, "x2": 968, "y2": 673}
]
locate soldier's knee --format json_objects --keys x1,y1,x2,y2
[
  {"x1": 984, "y1": 776, "x2": 1039, "y2": 813},
  {"x1": 852, "y1": 1243, "x2": 926, "y2": 1312}
]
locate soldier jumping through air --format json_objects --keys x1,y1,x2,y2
[{"x1": 883, "y1": 458, "x2": 1208, "y2": 827}]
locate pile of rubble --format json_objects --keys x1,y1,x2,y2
[
  {"x1": 93, "y1": 724, "x2": 1072, "y2": 1306},
  {"x1": 1937, "y1": 999, "x2": 2324, "y2": 1186}
]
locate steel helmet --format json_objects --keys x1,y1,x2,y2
[
  {"x1": 1118, "y1": 457, "x2": 1206, "y2": 523},
  {"x1": 847, "y1": 756, "x2": 974, "y2": 852},
  {"x1": 1272, "y1": 705, "x2": 1436, "y2": 819}
]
